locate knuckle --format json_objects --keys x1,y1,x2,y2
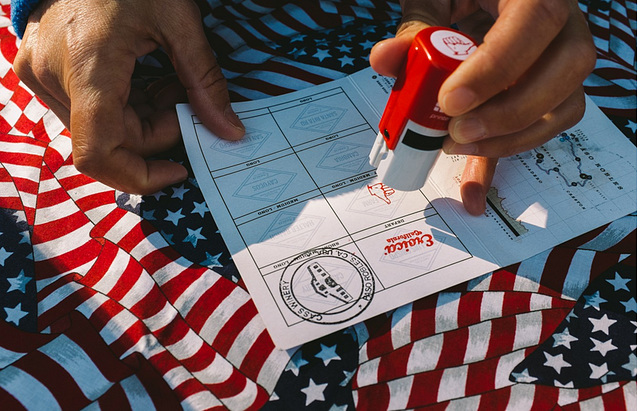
[{"x1": 532, "y1": 0, "x2": 571, "y2": 31}]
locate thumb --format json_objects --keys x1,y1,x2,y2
[{"x1": 162, "y1": 3, "x2": 244, "y2": 140}]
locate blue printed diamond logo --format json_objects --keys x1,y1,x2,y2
[
  {"x1": 234, "y1": 168, "x2": 295, "y2": 202},
  {"x1": 210, "y1": 127, "x2": 271, "y2": 159},
  {"x1": 291, "y1": 104, "x2": 346, "y2": 133},
  {"x1": 317, "y1": 141, "x2": 369, "y2": 173}
]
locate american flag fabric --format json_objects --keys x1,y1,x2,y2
[{"x1": 0, "y1": 0, "x2": 636, "y2": 409}]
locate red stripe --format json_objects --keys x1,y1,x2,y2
[
  {"x1": 32, "y1": 210, "x2": 89, "y2": 243},
  {"x1": 354, "y1": 382, "x2": 391, "y2": 410},
  {"x1": 15, "y1": 350, "x2": 90, "y2": 409},
  {"x1": 213, "y1": 301, "x2": 257, "y2": 356},
  {"x1": 185, "y1": 276, "x2": 238, "y2": 333},
  {"x1": 406, "y1": 368, "x2": 443, "y2": 407},
  {"x1": 34, "y1": 239, "x2": 101, "y2": 278},
  {"x1": 437, "y1": 327, "x2": 469, "y2": 369},
  {"x1": 239, "y1": 329, "x2": 276, "y2": 381}
]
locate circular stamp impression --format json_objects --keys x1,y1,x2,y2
[{"x1": 280, "y1": 248, "x2": 374, "y2": 324}]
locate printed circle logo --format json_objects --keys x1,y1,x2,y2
[
  {"x1": 431, "y1": 30, "x2": 477, "y2": 61},
  {"x1": 280, "y1": 248, "x2": 374, "y2": 324}
]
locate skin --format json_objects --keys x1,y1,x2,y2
[
  {"x1": 14, "y1": 0, "x2": 245, "y2": 195},
  {"x1": 369, "y1": 0, "x2": 596, "y2": 215}
]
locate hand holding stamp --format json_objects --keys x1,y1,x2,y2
[{"x1": 369, "y1": 27, "x2": 477, "y2": 191}]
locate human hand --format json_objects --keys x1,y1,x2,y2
[
  {"x1": 14, "y1": 0, "x2": 245, "y2": 194},
  {"x1": 369, "y1": 0, "x2": 596, "y2": 215}
]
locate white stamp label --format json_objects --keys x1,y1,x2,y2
[
  {"x1": 431, "y1": 30, "x2": 477, "y2": 61},
  {"x1": 280, "y1": 248, "x2": 374, "y2": 324}
]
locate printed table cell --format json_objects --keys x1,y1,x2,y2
[{"x1": 237, "y1": 198, "x2": 350, "y2": 268}]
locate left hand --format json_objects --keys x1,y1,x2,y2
[{"x1": 369, "y1": 0, "x2": 596, "y2": 215}]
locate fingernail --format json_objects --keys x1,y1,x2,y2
[
  {"x1": 442, "y1": 87, "x2": 477, "y2": 115},
  {"x1": 225, "y1": 105, "x2": 244, "y2": 130},
  {"x1": 443, "y1": 141, "x2": 478, "y2": 155},
  {"x1": 451, "y1": 117, "x2": 486, "y2": 143},
  {"x1": 461, "y1": 183, "x2": 487, "y2": 216}
]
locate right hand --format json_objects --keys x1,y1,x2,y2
[{"x1": 14, "y1": 0, "x2": 245, "y2": 194}]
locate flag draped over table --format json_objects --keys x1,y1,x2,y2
[{"x1": 0, "y1": 0, "x2": 636, "y2": 409}]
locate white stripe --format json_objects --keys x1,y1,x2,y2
[
  {"x1": 120, "y1": 272, "x2": 155, "y2": 311},
  {"x1": 0, "y1": 101, "x2": 22, "y2": 125},
  {"x1": 48, "y1": 134, "x2": 72, "y2": 161},
  {"x1": 85, "y1": 204, "x2": 118, "y2": 224},
  {"x1": 0, "y1": 366, "x2": 61, "y2": 410},
  {"x1": 23, "y1": 98, "x2": 48, "y2": 121},
  {"x1": 144, "y1": 301, "x2": 177, "y2": 333},
  {"x1": 260, "y1": 15, "x2": 298, "y2": 37},
  {"x1": 495, "y1": 350, "x2": 525, "y2": 389},
  {"x1": 76, "y1": 293, "x2": 109, "y2": 318},
  {"x1": 463, "y1": 321, "x2": 491, "y2": 363},
  {"x1": 0, "y1": 181, "x2": 18, "y2": 196},
  {"x1": 390, "y1": 302, "x2": 413, "y2": 350},
  {"x1": 162, "y1": 366, "x2": 193, "y2": 389},
  {"x1": 407, "y1": 333, "x2": 444, "y2": 374},
  {"x1": 557, "y1": 385, "x2": 579, "y2": 406},
  {"x1": 101, "y1": 211, "x2": 140, "y2": 243},
  {"x1": 505, "y1": 384, "x2": 536, "y2": 411},
  {"x1": 181, "y1": 391, "x2": 223, "y2": 410},
  {"x1": 580, "y1": 215, "x2": 636, "y2": 251},
  {"x1": 121, "y1": 333, "x2": 166, "y2": 360},
  {"x1": 513, "y1": 311, "x2": 543, "y2": 350},
  {"x1": 574, "y1": 395, "x2": 605, "y2": 411},
  {"x1": 220, "y1": 379, "x2": 259, "y2": 410},
  {"x1": 173, "y1": 270, "x2": 221, "y2": 315},
  {"x1": 33, "y1": 222, "x2": 94, "y2": 262},
  {"x1": 101, "y1": 309, "x2": 138, "y2": 345},
  {"x1": 166, "y1": 329, "x2": 204, "y2": 361},
  {"x1": 33, "y1": 197, "x2": 78, "y2": 224},
  {"x1": 0, "y1": 140, "x2": 45, "y2": 155},
  {"x1": 150, "y1": 256, "x2": 195, "y2": 286},
  {"x1": 516, "y1": 248, "x2": 551, "y2": 287},
  {"x1": 529, "y1": 293, "x2": 553, "y2": 312},
  {"x1": 3, "y1": 162, "x2": 40, "y2": 181},
  {"x1": 39, "y1": 334, "x2": 113, "y2": 400},
  {"x1": 38, "y1": 281, "x2": 83, "y2": 315},
  {"x1": 562, "y1": 249, "x2": 596, "y2": 299},
  {"x1": 120, "y1": 375, "x2": 156, "y2": 410},
  {"x1": 90, "y1": 248, "x2": 131, "y2": 295},
  {"x1": 54, "y1": 164, "x2": 80, "y2": 179},
  {"x1": 226, "y1": 315, "x2": 266, "y2": 367},
  {"x1": 256, "y1": 347, "x2": 292, "y2": 393},
  {"x1": 437, "y1": 364, "x2": 468, "y2": 402},
  {"x1": 0, "y1": 345, "x2": 24, "y2": 368},
  {"x1": 199, "y1": 287, "x2": 251, "y2": 343},
  {"x1": 192, "y1": 354, "x2": 234, "y2": 384},
  {"x1": 623, "y1": 381, "x2": 637, "y2": 409},
  {"x1": 282, "y1": 3, "x2": 326, "y2": 30},
  {"x1": 242, "y1": 0, "x2": 276, "y2": 14},
  {"x1": 352, "y1": 5, "x2": 373, "y2": 19},
  {"x1": 480, "y1": 291, "x2": 505, "y2": 322},
  {"x1": 445, "y1": 394, "x2": 481, "y2": 411},
  {"x1": 43, "y1": 112, "x2": 67, "y2": 143},
  {"x1": 466, "y1": 273, "x2": 492, "y2": 291},
  {"x1": 130, "y1": 231, "x2": 168, "y2": 262},
  {"x1": 355, "y1": 356, "x2": 380, "y2": 387},
  {"x1": 435, "y1": 292, "x2": 460, "y2": 333},
  {"x1": 387, "y1": 375, "x2": 413, "y2": 410}
]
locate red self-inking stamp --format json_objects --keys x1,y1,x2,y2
[{"x1": 369, "y1": 27, "x2": 477, "y2": 191}]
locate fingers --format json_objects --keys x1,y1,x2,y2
[
  {"x1": 160, "y1": 1, "x2": 245, "y2": 141},
  {"x1": 439, "y1": 0, "x2": 577, "y2": 117},
  {"x1": 446, "y1": 10, "x2": 595, "y2": 145},
  {"x1": 460, "y1": 156, "x2": 498, "y2": 216},
  {"x1": 444, "y1": 87, "x2": 587, "y2": 158}
]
